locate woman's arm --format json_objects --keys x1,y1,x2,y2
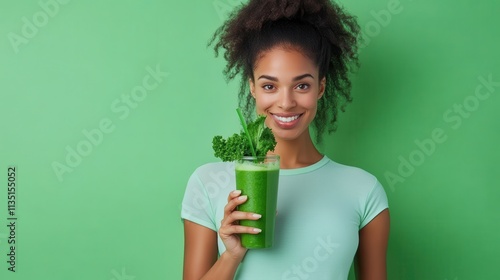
[
  {"x1": 183, "y1": 220, "x2": 243, "y2": 280},
  {"x1": 354, "y1": 208, "x2": 390, "y2": 280},
  {"x1": 183, "y1": 220, "x2": 217, "y2": 279},
  {"x1": 183, "y1": 191, "x2": 260, "y2": 280}
]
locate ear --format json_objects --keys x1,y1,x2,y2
[
  {"x1": 249, "y1": 78, "x2": 256, "y2": 98},
  {"x1": 318, "y1": 77, "x2": 326, "y2": 99}
]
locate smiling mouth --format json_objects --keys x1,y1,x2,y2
[{"x1": 270, "y1": 113, "x2": 304, "y2": 124}]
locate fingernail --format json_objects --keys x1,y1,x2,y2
[
  {"x1": 233, "y1": 190, "x2": 241, "y2": 195},
  {"x1": 238, "y1": 195, "x2": 247, "y2": 201},
  {"x1": 253, "y1": 228, "x2": 262, "y2": 233},
  {"x1": 252, "y1": 214, "x2": 261, "y2": 218}
]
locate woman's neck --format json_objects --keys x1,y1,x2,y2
[{"x1": 268, "y1": 131, "x2": 323, "y2": 169}]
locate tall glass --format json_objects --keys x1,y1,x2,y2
[{"x1": 235, "y1": 155, "x2": 280, "y2": 249}]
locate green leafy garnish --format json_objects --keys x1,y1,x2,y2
[{"x1": 212, "y1": 114, "x2": 276, "y2": 162}]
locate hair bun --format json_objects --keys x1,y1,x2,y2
[{"x1": 242, "y1": 0, "x2": 326, "y2": 31}]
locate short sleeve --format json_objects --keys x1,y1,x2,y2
[
  {"x1": 359, "y1": 180, "x2": 389, "y2": 229},
  {"x1": 181, "y1": 170, "x2": 217, "y2": 231}
]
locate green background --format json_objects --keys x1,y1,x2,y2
[{"x1": 1, "y1": 0, "x2": 499, "y2": 279}]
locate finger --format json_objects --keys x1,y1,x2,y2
[
  {"x1": 221, "y1": 210, "x2": 260, "y2": 229},
  {"x1": 226, "y1": 211, "x2": 261, "y2": 224},
  {"x1": 220, "y1": 210, "x2": 259, "y2": 226},
  {"x1": 223, "y1": 195, "x2": 247, "y2": 216},
  {"x1": 220, "y1": 224, "x2": 262, "y2": 236},
  {"x1": 227, "y1": 189, "x2": 242, "y2": 203}
]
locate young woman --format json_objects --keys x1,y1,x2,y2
[{"x1": 181, "y1": 1, "x2": 390, "y2": 279}]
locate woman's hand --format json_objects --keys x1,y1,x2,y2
[{"x1": 218, "y1": 189, "x2": 262, "y2": 261}]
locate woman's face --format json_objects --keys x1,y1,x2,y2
[{"x1": 249, "y1": 46, "x2": 325, "y2": 142}]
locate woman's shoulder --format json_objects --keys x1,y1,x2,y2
[
  {"x1": 322, "y1": 157, "x2": 379, "y2": 187},
  {"x1": 320, "y1": 158, "x2": 388, "y2": 208},
  {"x1": 188, "y1": 161, "x2": 236, "y2": 187},
  {"x1": 191, "y1": 161, "x2": 235, "y2": 175}
]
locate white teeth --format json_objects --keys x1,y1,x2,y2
[{"x1": 274, "y1": 114, "x2": 300, "y2": 123}]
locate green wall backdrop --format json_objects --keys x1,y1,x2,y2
[{"x1": 1, "y1": 0, "x2": 499, "y2": 279}]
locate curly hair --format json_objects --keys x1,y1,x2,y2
[{"x1": 208, "y1": 0, "x2": 361, "y2": 143}]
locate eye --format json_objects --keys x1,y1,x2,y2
[
  {"x1": 262, "y1": 84, "x2": 275, "y2": 91},
  {"x1": 295, "y1": 83, "x2": 310, "y2": 91}
]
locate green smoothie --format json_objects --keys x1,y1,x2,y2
[{"x1": 235, "y1": 156, "x2": 280, "y2": 249}]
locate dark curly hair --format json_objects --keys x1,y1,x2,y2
[{"x1": 208, "y1": 0, "x2": 360, "y2": 143}]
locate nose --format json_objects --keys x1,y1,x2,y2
[{"x1": 278, "y1": 88, "x2": 296, "y2": 110}]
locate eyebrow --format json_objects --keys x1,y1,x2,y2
[{"x1": 257, "y1": 74, "x2": 314, "y2": 82}]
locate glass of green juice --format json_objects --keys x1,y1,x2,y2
[{"x1": 235, "y1": 155, "x2": 280, "y2": 249}]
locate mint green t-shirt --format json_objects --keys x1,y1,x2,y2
[{"x1": 181, "y1": 156, "x2": 389, "y2": 280}]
